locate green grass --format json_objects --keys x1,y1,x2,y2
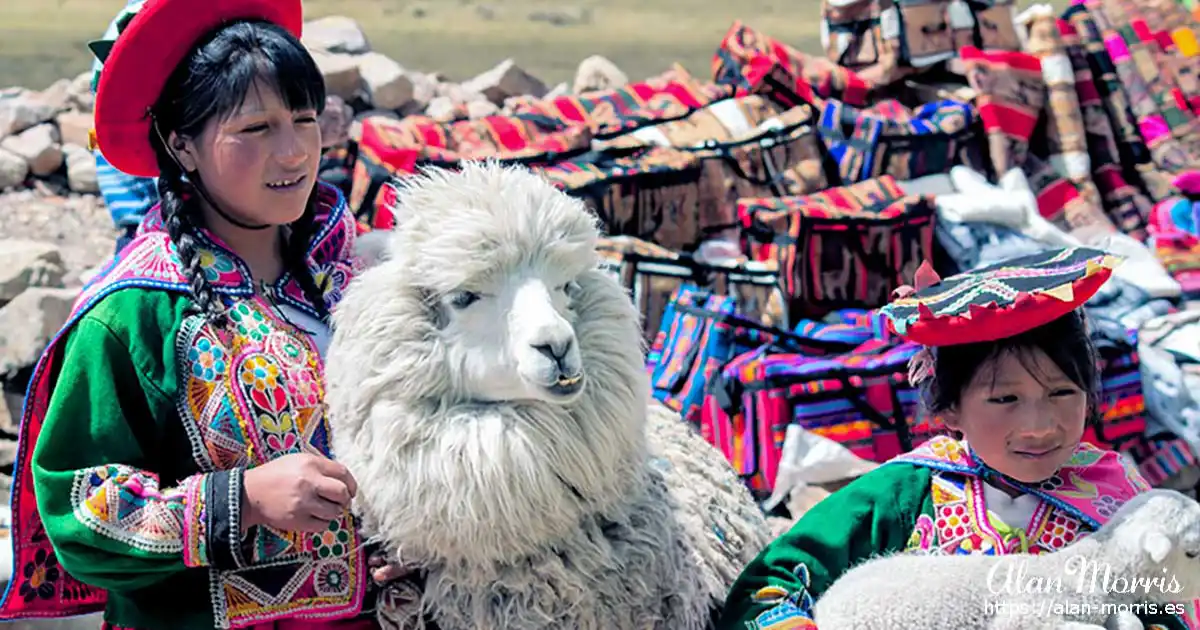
[{"x1": 0, "y1": 0, "x2": 824, "y2": 91}]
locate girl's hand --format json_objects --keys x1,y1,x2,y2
[
  {"x1": 241, "y1": 453, "x2": 358, "y2": 532},
  {"x1": 368, "y1": 550, "x2": 419, "y2": 585}
]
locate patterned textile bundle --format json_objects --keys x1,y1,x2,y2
[
  {"x1": 814, "y1": 97, "x2": 980, "y2": 184},
  {"x1": 1097, "y1": 0, "x2": 1200, "y2": 130},
  {"x1": 593, "y1": 94, "x2": 784, "y2": 151},
  {"x1": 712, "y1": 21, "x2": 876, "y2": 109},
  {"x1": 1127, "y1": 0, "x2": 1200, "y2": 111},
  {"x1": 685, "y1": 105, "x2": 833, "y2": 235},
  {"x1": 1055, "y1": 12, "x2": 1157, "y2": 236},
  {"x1": 508, "y1": 65, "x2": 736, "y2": 139},
  {"x1": 1022, "y1": 10, "x2": 1123, "y2": 242},
  {"x1": 350, "y1": 116, "x2": 593, "y2": 227},
  {"x1": 1128, "y1": 435, "x2": 1199, "y2": 486},
  {"x1": 349, "y1": 67, "x2": 734, "y2": 227},
  {"x1": 597, "y1": 100, "x2": 833, "y2": 240},
  {"x1": 596, "y1": 236, "x2": 788, "y2": 342},
  {"x1": 1087, "y1": 342, "x2": 1151, "y2": 451},
  {"x1": 737, "y1": 176, "x2": 937, "y2": 319},
  {"x1": 647, "y1": 285, "x2": 857, "y2": 427},
  {"x1": 818, "y1": 0, "x2": 910, "y2": 87},
  {"x1": 820, "y1": 0, "x2": 1022, "y2": 87},
  {"x1": 958, "y1": 46, "x2": 1046, "y2": 176},
  {"x1": 1022, "y1": 154, "x2": 1117, "y2": 240},
  {"x1": 539, "y1": 146, "x2": 718, "y2": 251},
  {"x1": 1082, "y1": 0, "x2": 1200, "y2": 173},
  {"x1": 1062, "y1": 3, "x2": 1174, "y2": 201},
  {"x1": 699, "y1": 329, "x2": 932, "y2": 498}
]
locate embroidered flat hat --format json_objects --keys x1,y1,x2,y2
[
  {"x1": 879, "y1": 247, "x2": 1120, "y2": 347},
  {"x1": 92, "y1": 0, "x2": 303, "y2": 177}
]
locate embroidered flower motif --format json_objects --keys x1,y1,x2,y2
[
  {"x1": 319, "y1": 266, "x2": 349, "y2": 305},
  {"x1": 240, "y1": 356, "x2": 281, "y2": 392},
  {"x1": 1039, "y1": 475, "x2": 1064, "y2": 493},
  {"x1": 930, "y1": 439, "x2": 965, "y2": 462},
  {"x1": 197, "y1": 248, "x2": 237, "y2": 283},
  {"x1": 312, "y1": 519, "x2": 351, "y2": 559},
  {"x1": 264, "y1": 424, "x2": 298, "y2": 454},
  {"x1": 259, "y1": 411, "x2": 295, "y2": 435},
  {"x1": 935, "y1": 504, "x2": 970, "y2": 542},
  {"x1": 187, "y1": 337, "x2": 227, "y2": 382},
  {"x1": 290, "y1": 370, "x2": 320, "y2": 408},
  {"x1": 1092, "y1": 495, "x2": 1122, "y2": 518},
  {"x1": 315, "y1": 562, "x2": 350, "y2": 596},
  {"x1": 1039, "y1": 513, "x2": 1080, "y2": 550},
  {"x1": 19, "y1": 548, "x2": 59, "y2": 603},
  {"x1": 954, "y1": 533, "x2": 992, "y2": 554},
  {"x1": 230, "y1": 303, "x2": 271, "y2": 341}
]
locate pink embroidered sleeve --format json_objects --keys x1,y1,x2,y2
[{"x1": 69, "y1": 464, "x2": 246, "y2": 569}]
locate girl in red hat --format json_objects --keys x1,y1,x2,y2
[
  {"x1": 0, "y1": 1, "x2": 406, "y2": 628},
  {"x1": 715, "y1": 249, "x2": 1196, "y2": 629}
]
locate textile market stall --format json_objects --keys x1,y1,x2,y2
[{"x1": 344, "y1": 0, "x2": 1200, "y2": 555}]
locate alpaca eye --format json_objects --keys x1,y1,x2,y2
[
  {"x1": 448, "y1": 291, "x2": 480, "y2": 310},
  {"x1": 1187, "y1": 550, "x2": 1199, "y2": 559},
  {"x1": 563, "y1": 280, "x2": 581, "y2": 298}
]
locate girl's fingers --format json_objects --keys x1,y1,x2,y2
[
  {"x1": 306, "y1": 497, "x2": 344, "y2": 522},
  {"x1": 373, "y1": 563, "x2": 417, "y2": 584}
]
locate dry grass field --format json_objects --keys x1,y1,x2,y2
[{"x1": 0, "y1": 0, "x2": 826, "y2": 91}]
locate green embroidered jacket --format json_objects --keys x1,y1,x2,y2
[
  {"x1": 715, "y1": 463, "x2": 1188, "y2": 630},
  {"x1": 31, "y1": 287, "x2": 374, "y2": 629}
]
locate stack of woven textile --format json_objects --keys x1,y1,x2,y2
[{"x1": 341, "y1": 0, "x2": 1200, "y2": 539}]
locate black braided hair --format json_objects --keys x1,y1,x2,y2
[
  {"x1": 146, "y1": 19, "x2": 328, "y2": 325},
  {"x1": 284, "y1": 186, "x2": 331, "y2": 321},
  {"x1": 156, "y1": 157, "x2": 228, "y2": 326}
]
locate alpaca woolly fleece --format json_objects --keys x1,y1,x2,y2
[
  {"x1": 324, "y1": 160, "x2": 771, "y2": 629},
  {"x1": 812, "y1": 489, "x2": 1200, "y2": 630}
]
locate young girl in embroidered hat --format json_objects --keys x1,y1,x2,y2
[
  {"x1": 715, "y1": 247, "x2": 1193, "y2": 630},
  {"x1": 0, "y1": 0, "x2": 403, "y2": 628}
]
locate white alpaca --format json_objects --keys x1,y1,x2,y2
[
  {"x1": 324, "y1": 161, "x2": 771, "y2": 629},
  {"x1": 813, "y1": 489, "x2": 1200, "y2": 630}
]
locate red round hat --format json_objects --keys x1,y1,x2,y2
[
  {"x1": 879, "y1": 247, "x2": 1119, "y2": 347},
  {"x1": 93, "y1": 0, "x2": 304, "y2": 178}
]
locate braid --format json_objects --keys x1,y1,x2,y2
[
  {"x1": 158, "y1": 159, "x2": 228, "y2": 327},
  {"x1": 283, "y1": 186, "x2": 331, "y2": 321}
]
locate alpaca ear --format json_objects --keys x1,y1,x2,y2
[{"x1": 1142, "y1": 531, "x2": 1173, "y2": 564}]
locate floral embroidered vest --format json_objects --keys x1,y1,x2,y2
[
  {"x1": 893, "y1": 435, "x2": 1199, "y2": 629},
  {"x1": 0, "y1": 182, "x2": 366, "y2": 628}
]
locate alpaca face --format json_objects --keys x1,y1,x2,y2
[
  {"x1": 325, "y1": 162, "x2": 652, "y2": 566},
  {"x1": 437, "y1": 266, "x2": 587, "y2": 405}
]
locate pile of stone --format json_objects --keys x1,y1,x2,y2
[
  {"x1": 0, "y1": 242, "x2": 78, "y2": 492},
  {"x1": 0, "y1": 15, "x2": 631, "y2": 197},
  {"x1": 302, "y1": 15, "x2": 628, "y2": 124},
  {"x1": 0, "y1": 74, "x2": 97, "y2": 194}
]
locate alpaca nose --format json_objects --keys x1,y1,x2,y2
[{"x1": 532, "y1": 339, "x2": 573, "y2": 364}]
